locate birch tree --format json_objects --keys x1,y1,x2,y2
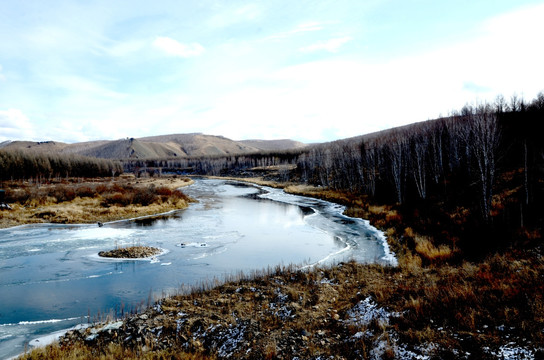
[{"x1": 463, "y1": 104, "x2": 501, "y2": 222}]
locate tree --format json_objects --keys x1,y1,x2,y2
[
  {"x1": 410, "y1": 133, "x2": 428, "y2": 200},
  {"x1": 462, "y1": 104, "x2": 500, "y2": 222},
  {"x1": 385, "y1": 133, "x2": 408, "y2": 204}
]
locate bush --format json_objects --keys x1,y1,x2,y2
[
  {"x1": 172, "y1": 189, "x2": 190, "y2": 202},
  {"x1": 51, "y1": 185, "x2": 76, "y2": 203},
  {"x1": 101, "y1": 192, "x2": 133, "y2": 207},
  {"x1": 132, "y1": 187, "x2": 158, "y2": 206},
  {"x1": 155, "y1": 186, "x2": 173, "y2": 196},
  {"x1": 4, "y1": 188, "x2": 31, "y2": 203},
  {"x1": 75, "y1": 185, "x2": 96, "y2": 198}
]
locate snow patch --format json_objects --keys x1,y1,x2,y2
[{"x1": 345, "y1": 297, "x2": 398, "y2": 327}]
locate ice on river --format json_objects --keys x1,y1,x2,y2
[{"x1": 0, "y1": 178, "x2": 396, "y2": 359}]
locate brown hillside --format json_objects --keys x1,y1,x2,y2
[
  {"x1": 238, "y1": 139, "x2": 307, "y2": 151},
  {"x1": 0, "y1": 134, "x2": 308, "y2": 159}
]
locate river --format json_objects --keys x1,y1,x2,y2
[{"x1": 0, "y1": 178, "x2": 396, "y2": 359}]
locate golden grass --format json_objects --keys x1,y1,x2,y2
[
  {"x1": 0, "y1": 176, "x2": 194, "y2": 228},
  {"x1": 414, "y1": 235, "x2": 455, "y2": 264},
  {"x1": 19, "y1": 253, "x2": 544, "y2": 359},
  {"x1": 19, "y1": 341, "x2": 214, "y2": 360},
  {"x1": 14, "y1": 175, "x2": 544, "y2": 358},
  {"x1": 98, "y1": 245, "x2": 160, "y2": 258}
]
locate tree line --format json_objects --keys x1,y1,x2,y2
[
  {"x1": 0, "y1": 149, "x2": 123, "y2": 181},
  {"x1": 295, "y1": 93, "x2": 543, "y2": 249},
  {"x1": 125, "y1": 92, "x2": 544, "y2": 252}
]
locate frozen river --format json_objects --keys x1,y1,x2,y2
[{"x1": 0, "y1": 178, "x2": 395, "y2": 358}]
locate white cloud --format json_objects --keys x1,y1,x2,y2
[
  {"x1": 49, "y1": 75, "x2": 126, "y2": 100},
  {"x1": 0, "y1": 109, "x2": 35, "y2": 141},
  {"x1": 185, "y1": 0, "x2": 544, "y2": 142},
  {"x1": 207, "y1": 3, "x2": 262, "y2": 28},
  {"x1": 266, "y1": 21, "x2": 329, "y2": 41},
  {"x1": 152, "y1": 36, "x2": 205, "y2": 58},
  {"x1": 300, "y1": 36, "x2": 352, "y2": 53},
  {"x1": 104, "y1": 39, "x2": 147, "y2": 57},
  {"x1": 2, "y1": 2, "x2": 543, "y2": 144}
]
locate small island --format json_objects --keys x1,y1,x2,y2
[{"x1": 98, "y1": 246, "x2": 161, "y2": 259}]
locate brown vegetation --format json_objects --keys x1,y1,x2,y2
[
  {"x1": 1, "y1": 134, "x2": 306, "y2": 160},
  {"x1": 0, "y1": 176, "x2": 193, "y2": 228},
  {"x1": 15, "y1": 179, "x2": 544, "y2": 359},
  {"x1": 19, "y1": 251, "x2": 544, "y2": 359},
  {"x1": 0, "y1": 148, "x2": 122, "y2": 181},
  {"x1": 98, "y1": 246, "x2": 161, "y2": 259},
  {"x1": 11, "y1": 93, "x2": 544, "y2": 358}
]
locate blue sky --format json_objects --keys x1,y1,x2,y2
[{"x1": 1, "y1": 0, "x2": 544, "y2": 143}]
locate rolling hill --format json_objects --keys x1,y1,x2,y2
[{"x1": 0, "y1": 133, "x2": 307, "y2": 159}]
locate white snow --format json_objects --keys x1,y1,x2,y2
[
  {"x1": 345, "y1": 297, "x2": 398, "y2": 327},
  {"x1": 28, "y1": 323, "x2": 89, "y2": 349}
]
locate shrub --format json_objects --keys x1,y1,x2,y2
[
  {"x1": 4, "y1": 188, "x2": 31, "y2": 204},
  {"x1": 132, "y1": 187, "x2": 158, "y2": 206},
  {"x1": 155, "y1": 186, "x2": 173, "y2": 196},
  {"x1": 172, "y1": 189, "x2": 190, "y2": 202},
  {"x1": 95, "y1": 184, "x2": 110, "y2": 194},
  {"x1": 101, "y1": 192, "x2": 133, "y2": 207},
  {"x1": 75, "y1": 185, "x2": 96, "y2": 198},
  {"x1": 51, "y1": 185, "x2": 76, "y2": 203}
]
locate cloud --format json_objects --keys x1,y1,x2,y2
[
  {"x1": 266, "y1": 21, "x2": 329, "y2": 41},
  {"x1": 300, "y1": 36, "x2": 352, "y2": 53},
  {"x1": 0, "y1": 109, "x2": 35, "y2": 141},
  {"x1": 207, "y1": 4, "x2": 262, "y2": 28},
  {"x1": 152, "y1": 37, "x2": 205, "y2": 58},
  {"x1": 104, "y1": 39, "x2": 147, "y2": 57},
  {"x1": 0, "y1": 64, "x2": 4, "y2": 81}
]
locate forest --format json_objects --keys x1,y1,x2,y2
[
  {"x1": 126, "y1": 92, "x2": 544, "y2": 256},
  {"x1": 5, "y1": 93, "x2": 544, "y2": 359},
  {"x1": 2, "y1": 93, "x2": 542, "y2": 256},
  {"x1": 0, "y1": 150, "x2": 123, "y2": 181}
]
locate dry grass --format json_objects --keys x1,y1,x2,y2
[
  {"x1": 20, "y1": 253, "x2": 544, "y2": 359},
  {"x1": 98, "y1": 245, "x2": 161, "y2": 258},
  {"x1": 414, "y1": 235, "x2": 455, "y2": 264},
  {"x1": 0, "y1": 176, "x2": 194, "y2": 228},
  {"x1": 19, "y1": 341, "x2": 214, "y2": 360},
  {"x1": 13, "y1": 176, "x2": 544, "y2": 358}
]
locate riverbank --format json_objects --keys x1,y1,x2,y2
[
  {"x1": 0, "y1": 176, "x2": 194, "y2": 228},
  {"x1": 15, "y1": 177, "x2": 544, "y2": 359},
  {"x1": 20, "y1": 253, "x2": 544, "y2": 359}
]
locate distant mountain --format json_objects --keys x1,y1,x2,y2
[
  {"x1": 238, "y1": 139, "x2": 307, "y2": 151},
  {"x1": 0, "y1": 133, "x2": 307, "y2": 159}
]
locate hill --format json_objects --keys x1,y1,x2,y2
[
  {"x1": 238, "y1": 139, "x2": 307, "y2": 151},
  {"x1": 0, "y1": 134, "x2": 307, "y2": 159}
]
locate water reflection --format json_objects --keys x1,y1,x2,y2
[{"x1": 0, "y1": 179, "x2": 395, "y2": 359}]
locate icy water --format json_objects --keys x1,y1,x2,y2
[{"x1": 0, "y1": 179, "x2": 395, "y2": 359}]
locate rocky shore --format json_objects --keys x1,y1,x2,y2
[{"x1": 40, "y1": 259, "x2": 543, "y2": 360}]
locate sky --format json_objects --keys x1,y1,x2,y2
[{"x1": 1, "y1": 1, "x2": 544, "y2": 144}]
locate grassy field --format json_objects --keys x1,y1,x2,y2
[
  {"x1": 15, "y1": 177, "x2": 544, "y2": 359},
  {"x1": 0, "y1": 175, "x2": 193, "y2": 228}
]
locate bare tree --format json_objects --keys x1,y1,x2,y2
[
  {"x1": 386, "y1": 133, "x2": 409, "y2": 204},
  {"x1": 428, "y1": 121, "x2": 445, "y2": 186},
  {"x1": 361, "y1": 141, "x2": 378, "y2": 197},
  {"x1": 410, "y1": 133, "x2": 428, "y2": 199},
  {"x1": 462, "y1": 104, "x2": 501, "y2": 222}
]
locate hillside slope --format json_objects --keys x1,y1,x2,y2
[
  {"x1": 0, "y1": 134, "x2": 307, "y2": 159},
  {"x1": 238, "y1": 139, "x2": 307, "y2": 151}
]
